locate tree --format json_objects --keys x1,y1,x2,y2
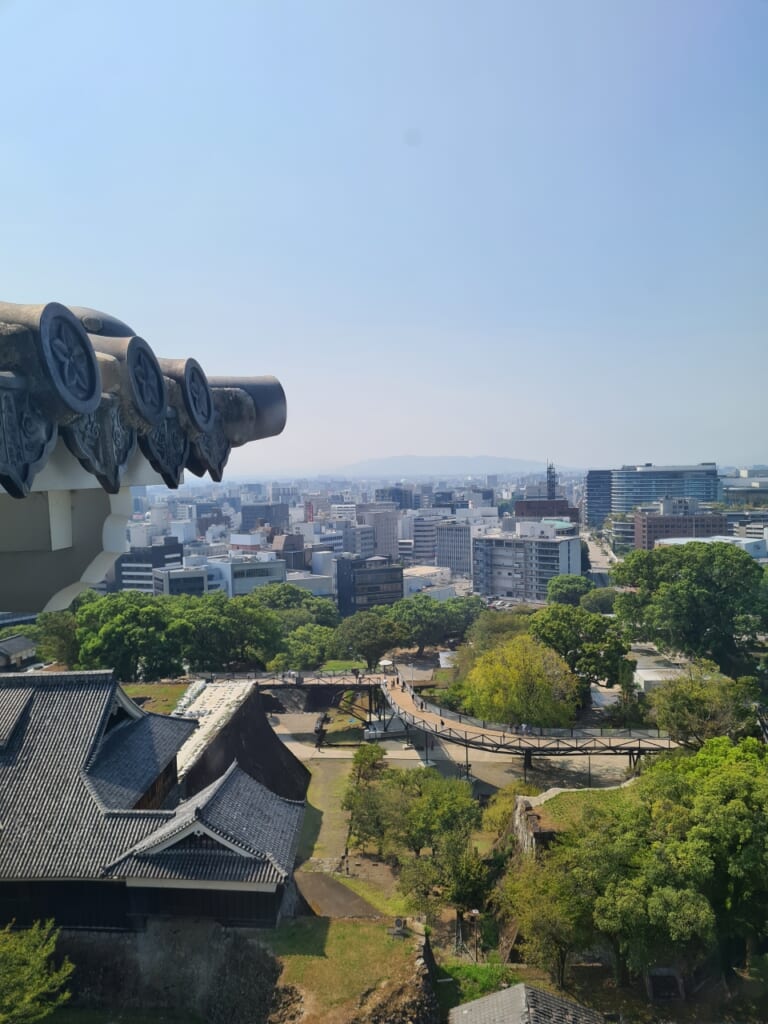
[
  {"x1": 649, "y1": 663, "x2": 759, "y2": 749},
  {"x1": 350, "y1": 742, "x2": 386, "y2": 784},
  {"x1": 499, "y1": 855, "x2": 590, "y2": 987},
  {"x1": 441, "y1": 595, "x2": 484, "y2": 642},
  {"x1": 580, "y1": 540, "x2": 591, "y2": 574},
  {"x1": 0, "y1": 920, "x2": 74, "y2": 1024},
  {"x1": 280, "y1": 623, "x2": 336, "y2": 670},
  {"x1": 333, "y1": 610, "x2": 401, "y2": 670},
  {"x1": 612, "y1": 542, "x2": 764, "y2": 671},
  {"x1": 546, "y1": 575, "x2": 594, "y2": 606},
  {"x1": 34, "y1": 610, "x2": 78, "y2": 667},
  {"x1": 528, "y1": 604, "x2": 630, "y2": 690},
  {"x1": 247, "y1": 584, "x2": 339, "y2": 629},
  {"x1": 76, "y1": 592, "x2": 183, "y2": 681},
  {"x1": 579, "y1": 587, "x2": 618, "y2": 615},
  {"x1": 463, "y1": 635, "x2": 579, "y2": 727},
  {"x1": 389, "y1": 594, "x2": 446, "y2": 656},
  {"x1": 498, "y1": 738, "x2": 768, "y2": 982}
]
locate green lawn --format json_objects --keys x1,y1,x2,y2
[
  {"x1": 122, "y1": 683, "x2": 189, "y2": 715},
  {"x1": 320, "y1": 659, "x2": 366, "y2": 673},
  {"x1": 534, "y1": 785, "x2": 632, "y2": 831},
  {"x1": 262, "y1": 918, "x2": 413, "y2": 1015},
  {"x1": 435, "y1": 961, "x2": 524, "y2": 1016},
  {"x1": 296, "y1": 758, "x2": 352, "y2": 862}
]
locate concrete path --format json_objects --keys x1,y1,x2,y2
[{"x1": 295, "y1": 870, "x2": 381, "y2": 918}]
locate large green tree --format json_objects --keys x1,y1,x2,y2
[
  {"x1": 388, "y1": 594, "x2": 446, "y2": 656},
  {"x1": 546, "y1": 574, "x2": 594, "y2": 606},
  {"x1": 499, "y1": 738, "x2": 768, "y2": 983},
  {"x1": 649, "y1": 662, "x2": 759, "y2": 749},
  {"x1": 76, "y1": 592, "x2": 184, "y2": 681},
  {"x1": 612, "y1": 542, "x2": 764, "y2": 671},
  {"x1": 463, "y1": 634, "x2": 579, "y2": 727},
  {"x1": 333, "y1": 609, "x2": 402, "y2": 670},
  {"x1": 0, "y1": 920, "x2": 74, "y2": 1024},
  {"x1": 528, "y1": 604, "x2": 630, "y2": 691}
]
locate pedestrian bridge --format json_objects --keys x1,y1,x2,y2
[{"x1": 379, "y1": 678, "x2": 676, "y2": 765}]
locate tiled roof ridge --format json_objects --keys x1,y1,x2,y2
[
  {"x1": 106, "y1": 765, "x2": 239, "y2": 862},
  {"x1": 0, "y1": 669, "x2": 115, "y2": 686}
]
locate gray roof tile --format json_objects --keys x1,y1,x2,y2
[
  {"x1": 105, "y1": 763, "x2": 304, "y2": 884},
  {"x1": 86, "y1": 713, "x2": 196, "y2": 809},
  {"x1": 447, "y1": 984, "x2": 605, "y2": 1024},
  {"x1": 0, "y1": 672, "x2": 304, "y2": 891},
  {"x1": 0, "y1": 687, "x2": 33, "y2": 748}
]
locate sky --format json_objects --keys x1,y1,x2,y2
[{"x1": 1, "y1": 0, "x2": 766, "y2": 478}]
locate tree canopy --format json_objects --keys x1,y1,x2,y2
[
  {"x1": 528, "y1": 604, "x2": 630, "y2": 692},
  {"x1": 0, "y1": 920, "x2": 73, "y2": 1024},
  {"x1": 612, "y1": 542, "x2": 765, "y2": 671},
  {"x1": 648, "y1": 662, "x2": 759, "y2": 749},
  {"x1": 546, "y1": 574, "x2": 594, "y2": 606},
  {"x1": 463, "y1": 634, "x2": 579, "y2": 727},
  {"x1": 499, "y1": 738, "x2": 768, "y2": 984},
  {"x1": 333, "y1": 609, "x2": 402, "y2": 670}
]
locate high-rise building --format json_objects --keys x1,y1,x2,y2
[
  {"x1": 435, "y1": 522, "x2": 472, "y2": 576},
  {"x1": 362, "y1": 509, "x2": 399, "y2": 560},
  {"x1": 634, "y1": 498, "x2": 727, "y2": 551},
  {"x1": 335, "y1": 556, "x2": 403, "y2": 617},
  {"x1": 610, "y1": 464, "x2": 721, "y2": 514},
  {"x1": 113, "y1": 538, "x2": 184, "y2": 593},
  {"x1": 584, "y1": 464, "x2": 721, "y2": 527},
  {"x1": 472, "y1": 523, "x2": 581, "y2": 602},
  {"x1": 583, "y1": 470, "x2": 612, "y2": 528}
]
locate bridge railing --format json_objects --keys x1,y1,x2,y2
[{"x1": 384, "y1": 679, "x2": 670, "y2": 743}]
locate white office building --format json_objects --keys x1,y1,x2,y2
[{"x1": 472, "y1": 521, "x2": 581, "y2": 602}]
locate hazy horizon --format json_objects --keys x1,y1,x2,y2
[{"x1": 2, "y1": 0, "x2": 766, "y2": 478}]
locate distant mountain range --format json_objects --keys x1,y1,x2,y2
[{"x1": 336, "y1": 455, "x2": 554, "y2": 478}]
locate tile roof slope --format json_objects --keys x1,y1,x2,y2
[
  {"x1": 85, "y1": 712, "x2": 196, "y2": 809},
  {"x1": 0, "y1": 635, "x2": 35, "y2": 656},
  {"x1": 0, "y1": 673, "x2": 177, "y2": 880},
  {"x1": 447, "y1": 984, "x2": 605, "y2": 1024},
  {"x1": 0, "y1": 687, "x2": 33, "y2": 748},
  {"x1": 104, "y1": 763, "x2": 305, "y2": 885}
]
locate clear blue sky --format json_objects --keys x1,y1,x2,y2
[{"x1": 2, "y1": 0, "x2": 766, "y2": 476}]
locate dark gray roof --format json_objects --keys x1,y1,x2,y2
[
  {"x1": 0, "y1": 687, "x2": 33, "y2": 749},
  {"x1": 0, "y1": 635, "x2": 35, "y2": 657},
  {"x1": 448, "y1": 984, "x2": 605, "y2": 1024},
  {"x1": 0, "y1": 672, "x2": 304, "y2": 892},
  {"x1": 86, "y1": 713, "x2": 196, "y2": 810},
  {"x1": 0, "y1": 672, "x2": 173, "y2": 880},
  {"x1": 104, "y1": 763, "x2": 304, "y2": 885}
]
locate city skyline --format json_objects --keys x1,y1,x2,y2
[{"x1": 2, "y1": 0, "x2": 766, "y2": 477}]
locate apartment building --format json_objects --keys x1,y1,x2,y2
[{"x1": 472, "y1": 522, "x2": 581, "y2": 602}]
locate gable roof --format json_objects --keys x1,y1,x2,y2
[
  {"x1": 447, "y1": 984, "x2": 605, "y2": 1024},
  {"x1": 103, "y1": 762, "x2": 304, "y2": 886},
  {"x1": 0, "y1": 672, "x2": 304, "y2": 892},
  {"x1": 0, "y1": 672, "x2": 177, "y2": 880},
  {"x1": 0, "y1": 635, "x2": 35, "y2": 657}
]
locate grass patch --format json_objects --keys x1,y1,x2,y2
[
  {"x1": 263, "y1": 919, "x2": 413, "y2": 1015},
  {"x1": 321, "y1": 659, "x2": 366, "y2": 673},
  {"x1": 297, "y1": 758, "x2": 352, "y2": 862},
  {"x1": 435, "y1": 961, "x2": 523, "y2": 1016},
  {"x1": 330, "y1": 874, "x2": 409, "y2": 917},
  {"x1": 535, "y1": 785, "x2": 632, "y2": 832},
  {"x1": 432, "y1": 668, "x2": 456, "y2": 686},
  {"x1": 323, "y1": 725, "x2": 364, "y2": 745},
  {"x1": 122, "y1": 683, "x2": 188, "y2": 715}
]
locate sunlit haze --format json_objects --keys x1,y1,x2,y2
[{"x1": 2, "y1": 0, "x2": 766, "y2": 477}]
